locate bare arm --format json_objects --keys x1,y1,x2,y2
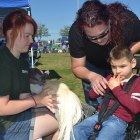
[
  {"x1": 0, "y1": 95, "x2": 35, "y2": 116},
  {"x1": 71, "y1": 56, "x2": 92, "y2": 81},
  {"x1": 0, "y1": 88, "x2": 58, "y2": 116},
  {"x1": 130, "y1": 41, "x2": 140, "y2": 54},
  {"x1": 71, "y1": 56, "x2": 108, "y2": 95}
]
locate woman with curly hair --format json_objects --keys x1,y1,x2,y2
[{"x1": 69, "y1": 0, "x2": 140, "y2": 108}]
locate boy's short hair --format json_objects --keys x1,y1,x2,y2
[{"x1": 108, "y1": 46, "x2": 134, "y2": 63}]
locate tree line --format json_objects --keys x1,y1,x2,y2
[{"x1": 36, "y1": 24, "x2": 70, "y2": 41}]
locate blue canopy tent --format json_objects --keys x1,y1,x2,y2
[
  {"x1": 0, "y1": 0, "x2": 37, "y2": 68},
  {"x1": 0, "y1": 0, "x2": 30, "y2": 8},
  {"x1": 61, "y1": 36, "x2": 68, "y2": 42},
  {"x1": 0, "y1": 0, "x2": 31, "y2": 22}
]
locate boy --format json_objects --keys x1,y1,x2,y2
[{"x1": 71, "y1": 47, "x2": 140, "y2": 140}]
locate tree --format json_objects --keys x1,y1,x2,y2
[
  {"x1": 36, "y1": 24, "x2": 50, "y2": 41},
  {"x1": 59, "y1": 25, "x2": 70, "y2": 37}
]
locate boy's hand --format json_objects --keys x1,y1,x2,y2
[{"x1": 107, "y1": 74, "x2": 122, "y2": 90}]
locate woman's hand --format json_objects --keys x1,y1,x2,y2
[
  {"x1": 33, "y1": 87, "x2": 58, "y2": 113},
  {"x1": 90, "y1": 73, "x2": 108, "y2": 96},
  {"x1": 41, "y1": 94, "x2": 58, "y2": 113}
]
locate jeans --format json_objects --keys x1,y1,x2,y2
[
  {"x1": 82, "y1": 62, "x2": 111, "y2": 108},
  {"x1": 71, "y1": 112, "x2": 127, "y2": 140},
  {"x1": 0, "y1": 109, "x2": 35, "y2": 140}
]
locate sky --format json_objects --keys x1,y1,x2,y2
[{"x1": 29, "y1": 0, "x2": 140, "y2": 41}]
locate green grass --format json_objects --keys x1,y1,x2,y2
[
  {"x1": 36, "y1": 52, "x2": 86, "y2": 103},
  {"x1": 35, "y1": 52, "x2": 140, "y2": 104}
]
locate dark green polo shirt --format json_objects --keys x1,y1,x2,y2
[{"x1": 0, "y1": 47, "x2": 30, "y2": 132}]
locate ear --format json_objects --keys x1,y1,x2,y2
[
  {"x1": 131, "y1": 58, "x2": 137, "y2": 68},
  {"x1": 6, "y1": 29, "x2": 12, "y2": 40}
]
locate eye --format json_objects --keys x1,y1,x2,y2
[
  {"x1": 111, "y1": 65, "x2": 116, "y2": 69},
  {"x1": 120, "y1": 65, "x2": 126, "y2": 68},
  {"x1": 24, "y1": 34, "x2": 29, "y2": 38}
]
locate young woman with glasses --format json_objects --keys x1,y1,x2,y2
[{"x1": 69, "y1": 0, "x2": 140, "y2": 108}]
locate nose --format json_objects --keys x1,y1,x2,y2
[{"x1": 115, "y1": 67, "x2": 121, "y2": 75}]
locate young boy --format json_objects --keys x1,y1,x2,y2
[{"x1": 71, "y1": 47, "x2": 140, "y2": 140}]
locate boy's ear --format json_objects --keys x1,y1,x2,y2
[{"x1": 131, "y1": 58, "x2": 137, "y2": 68}]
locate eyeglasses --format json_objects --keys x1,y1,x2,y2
[{"x1": 86, "y1": 20, "x2": 110, "y2": 41}]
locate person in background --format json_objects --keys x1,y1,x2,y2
[
  {"x1": 47, "y1": 40, "x2": 52, "y2": 53},
  {"x1": 69, "y1": 0, "x2": 140, "y2": 108},
  {"x1": 32, "y1": 40, "x2": 38, "y2": 60},
  {"x1": 71, "y1": 47, "x2": 140, "y2": 140},
  {"x1": 61, "y1": 41, "x2": 67, "y2": 53},
  {"x1": 0, "y1": 10, "x2": 59, "y2": 140},
  {"x1": 41, "y1": 41, "x2": 47, "y2": 53}
]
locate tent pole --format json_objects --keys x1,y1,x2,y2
[{"x1": 31, "y1": 47, "x2": 34, "y2": 68}]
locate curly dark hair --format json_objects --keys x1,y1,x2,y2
[
  {"x1": 76, "y1": 0, "x2": 109, "y2": 28},
  {"x1": 107, "y1": 2, "x2": 135, "y2": 45}
]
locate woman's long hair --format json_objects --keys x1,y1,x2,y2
[{"x1": 107, "y1": 2, "x2": 136, "y2": 45}]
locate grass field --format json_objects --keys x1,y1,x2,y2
[
  {"x1": 35, "y1": 52, "x2": 86, "y2": 103},
  {"x1": 34, "y1": 52, "x2": 140, "y2": 104}
]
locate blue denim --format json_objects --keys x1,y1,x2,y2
[
  {"x1": 82, "y1": 62, "x2": 111, "y2": 108},
  {"x1": 0, "y1": 109, "x2": 35, "y2": 140},
  {"x1": 71, "y1": 112, "x2": 128, "y2": 140}
]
